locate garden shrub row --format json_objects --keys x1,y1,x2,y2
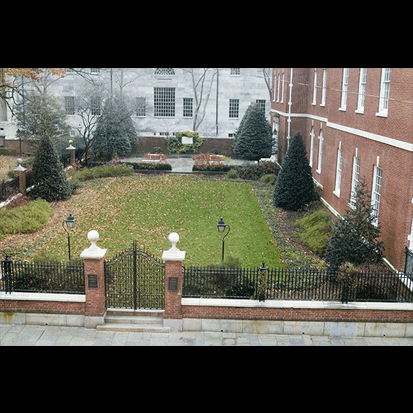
[
  {"x1": 70, "y1": 164, "x2": 135, "y2": 182},
  {"x1": 0, "y1": 199, "x2": 53, "y2": 239},
  {"x1": 236, "y1": 161, "x2": 279, "y2": 180},
  {"x1": 122, "y1": 162, "x2": 172, "y2": 171}
]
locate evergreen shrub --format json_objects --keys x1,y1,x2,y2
[{"x1": 273, "y1": 132, "x2": 315, "y2": 211}]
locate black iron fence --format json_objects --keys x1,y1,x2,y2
[
  {"x1": 0, "y1": 255, "x2": 85, "y2": 294},
  {"x1": 0, "y1": 177, "x2": 19, "y2": 202},
  {"x1": 182, "y1": 265, "x2": 413, "y2": 303}
]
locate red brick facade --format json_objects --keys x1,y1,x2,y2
[
  {"x1": 83, "y1": 257, "x2": 106, "y2": 317},
  {"x1": 164, "y1": 260, "x2": 183, "y2": 320},
  {"x1": 271, "y1": 68, "x2": 413, "y2": 271}
]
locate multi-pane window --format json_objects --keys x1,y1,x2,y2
[
  {"x1": 230, "y1": 68, "x2": 240, "y2": 75},
  {"x1": 371, "y1": 165, "x2": 383, "y2": 226},
  {"x1": 256, "y1": 99, "x2": 266, "y2": 113},
  {"x1": 334, "y1": 148, "x2": 343, "y2": 197},
  {"x1": 65, "y1": 96, "x2": 75, "y2": 115},
  {"x1": 350, "y1": 156, "x2": 360, "y2": 207},
  {"x1": 309, "y1": 127, "x2": 315, "y2": 168},
  {"x1": 273, "y1": 76, "x2": 277, "y2": 102},
  {"x1": 183, "y1": 98, "x2": 193, "y2": 118},
  {"x1": 91, "y1": 96, "x2": 101, "y2": 116},
  {"x1": 378, "y1": 68, "x2": 391, "y2": 115},
  {"x1": 312, "y1": 69, "x2": 318, "y2": 105},
  {"x1": 280, "y1": 72, "x2": 285, "y2": 103},
  {"x1": 277, "y1": 74, "x2": 281, "y2": 102},
  {"x1": 321, "y1": 68, "x2": 327, "y2": 106},
  {"x1": 154, "y1": 87, "x2": 175, "y2": 117},
  {"x1": 340, "y1": 68, "x2": 349, "y2": 110},
  {"x1": 136, "y1": 97, "x2": 146, "y2": 117},
  {"x1": 357, "y1": 68, "x2": 367, "y2": 112},
  {"x1": 317, "y1": 130, "x2": 323, "y2": 173},
  {"x1": 229, "y1": 99, "x2": 239, "y2": 118},
  {"x1": 90, "y1": 68, "x2": 100, "y2": 73}
]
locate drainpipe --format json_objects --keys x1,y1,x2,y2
[
  {"x1": 215, "y1": 69, "x2": 219, "y2": 136},
  {"x1": 287, "y1": 68, "x2": 293, "y2": 147}
]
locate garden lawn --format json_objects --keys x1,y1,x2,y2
[{"x1": 33, "y1": 175, "x2": 285, "y2": 268}]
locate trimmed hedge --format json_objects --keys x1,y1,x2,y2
[
  {"x1": 0, "y1": 199, "x2": 53, "y2": 239},
  {"x1": 236, "y1": 161, "x2": 279, "y2": 180},
  {"x1": 123, "y1": 162, "x2": 172, "y2": 171},
  {"x1": 70, "y1": 164, "x2": 134, "y2": 182}
]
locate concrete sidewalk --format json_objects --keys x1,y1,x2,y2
[{"x1": 2, "y1": 324, "x2": 413, "y2": 346}]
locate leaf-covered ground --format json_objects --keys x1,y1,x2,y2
[{"x1": 7, "y1": 175, "x2": 285, "y2": 268}]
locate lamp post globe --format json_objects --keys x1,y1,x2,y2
[
  {"x1": 63, "y1": 213, "x2": 76, "y2": 260},
  {"x1": 217, "y1": 217, "x2": 230, "y2": 261}
]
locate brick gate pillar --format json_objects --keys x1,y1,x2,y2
[
  {"x1": 14, "y1": 158, "x2": 27, "y2": 196},
  {"x1": 80, "y1": 230, "x2": 107, "y2": 328},
  {"x1": 162, "y1": 232, "x2": 186, "y2": 332}
]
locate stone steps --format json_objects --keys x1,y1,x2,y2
[{"x1": 96, "y1": 308, "x2": 170, "y2": 333}]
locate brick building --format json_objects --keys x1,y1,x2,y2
[{"x1": 271, "y1": 68, "x2": 413, "y2": 272}]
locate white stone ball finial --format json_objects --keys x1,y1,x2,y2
[
  {"x1": 162, "y1": 232, "x2": 186, "y2": 261},
  {"x1": 169, "y1": 232, "x2": 179, "y2": 248},
  {"x1": 14, "y1": 158, "x2": 26, "y2": 172},
  {"x1": 88, "y1": 230, "x2": 99, "y2": 245},
  {"x1": 80, "y1": 230, "x2": 107, "y2": 259}
]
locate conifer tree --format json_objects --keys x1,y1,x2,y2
[
  {"x1": 325, "y1": 178, "x2": 384, "y2": 270},
  {"x1": 233, "y1": 103, "x2": 273, "y2": 161},
  {"x1": 273, "y1": 132, "x2": 314, "y2": 211},
  {"x1": 91, "y1": 97, "x2": 138, "y2": 162},
  {"x1": 30, "y1": 135, "x2": 72, "y2": 202}
]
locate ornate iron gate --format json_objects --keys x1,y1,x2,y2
[{"x1": 104, "y1": 241, "x2": 165, "y2": 310}]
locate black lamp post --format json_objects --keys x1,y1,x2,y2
[
  {"x1": 62, "y1": 213, "x2": 76, "y2": 260},
  {"x1": 217, "y1": 217, "x2": 230, "y2": 261}
]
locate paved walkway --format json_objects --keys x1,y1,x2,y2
[
  {"x1": 1, "y1": 324, "x2": 413, "y2": 346},
  {"x1": 122, "y1": 156, "x2": 250, "y2": 174}
]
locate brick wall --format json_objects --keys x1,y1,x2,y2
[
  {"x1": 0, "y1": 299, "x2": 85, "y2": 315},
  {"x1": 182, "y1": 303, "x2": 413, "y2": 323},
  {"x1": 272, "y1": 68, "x2": 413, "y2": 271}
]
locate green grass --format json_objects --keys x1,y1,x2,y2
[
  {"x1": 295, "y1": 209, "x2": 333, "y2": 256},
  {"x1": 0, "y1": 199, "x2": 53, "y2": 239},
  {"x1": 34, "y1": 175, "x2": 285, "y2": 268}
]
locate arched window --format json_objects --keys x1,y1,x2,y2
[{"x1": 154, "y1": 68, "x2": 175, "y2": 75}]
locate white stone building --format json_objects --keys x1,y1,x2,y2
[{"x1": 0, "y1": 68, "x2": 271, "y2": 143}]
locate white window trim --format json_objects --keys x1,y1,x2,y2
[
  {"x1": 376, "y1": 68, "x2": 391, "y2": 117},
  {"x1": 371, "y1": 163, "x2": 383, "y2": 227},
  {"x1": 312, "y1": 69, "x2": 317, "y2": 106},
  {"x1": 273, "y1": 76, "x2": 277, "y2": 102},
  {"x1": 280, "y1": 72, "x2": 284, "y2": 103},
  {"x1": 309, "y1": 127, "x2": 315, "y2": 168},
  {"x1": 316, "y1": 130, "x2": 323, "y2": 174},
  {"x1": 340, "y1": 68, "x2": 349, "y2": 111},
  {"x1": 349, "y1": 154, "x2": 360, "y2": 208},
  {"x1": 321, "y1": 68, "x2": 327, "y2": 106},
  {"x1": 356, "y1": 68, "x2": 367, "y2": 114},
  {"x1": 333, "y1": 146, "x2": 343, "y2": 198},
  {"x1": 277, "y1": 74, "x2": 281, "y2": 102}
]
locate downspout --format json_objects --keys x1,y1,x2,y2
[
  {"x1": 216, "y1": 69, "x2": 219, "y2": 136},
  {"x1": 287, "y1": 68, "x2": 293, "y2": 147}
]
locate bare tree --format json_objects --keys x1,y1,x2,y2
[
  {"x1": 180, "y1": 68, "x2": 218, "y2": 132},
  {"x1": 73, "y1": 83, "x2": 107, "y2": 165},
  {"x1": 261, "y1": 68, "x2": 273, "y2": 101}
]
